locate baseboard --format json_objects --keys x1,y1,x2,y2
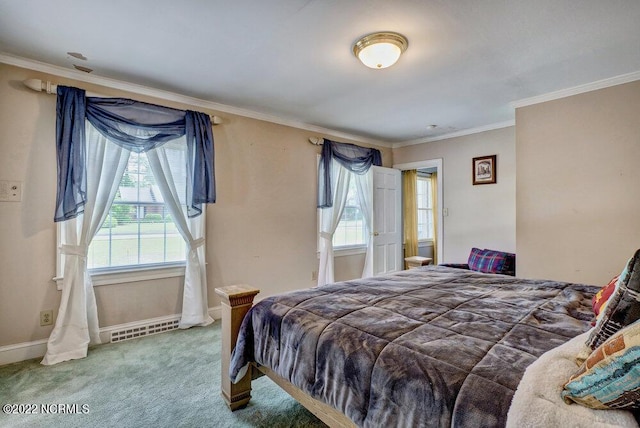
[
  {"x1": 0, "y1": 306, "x2": 221, "y2": 366},
  {"x1": 0, "y1": 339, "x2": 49, "y2": 367},
  {"x1": 209, "y1": 305, "x2": 221, "y2": 320}
]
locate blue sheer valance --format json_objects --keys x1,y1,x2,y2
[
  {"x1": 85, "y1": 97, "x2": 187, "y2": 152},
  {"x1": 317, "y1": 139, "x2": 382, "y2": 208},
  {"x1": 54, "y1": 86, "x2": 215, "y2": 222}
]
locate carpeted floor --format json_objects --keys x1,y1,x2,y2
[{"x1": 0, "y1": 321, "x2": 326, "y2": 428}]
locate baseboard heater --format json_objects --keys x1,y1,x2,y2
[{"x1": 110, "y1": 318, "x2": 180, "y2": 343}]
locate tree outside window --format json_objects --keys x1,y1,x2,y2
[{"x1": 89, "y1": 150, "x2": 186, "y2": 269}]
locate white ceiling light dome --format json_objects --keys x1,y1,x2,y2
[{"x1": 353, "y1": 32, "x2": 409, "y2": 69}]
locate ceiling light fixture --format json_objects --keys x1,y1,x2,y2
[{"x1": 353, "y1": 32, "x2": 408, "y2": 69}]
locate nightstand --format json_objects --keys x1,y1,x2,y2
[{"x1": 404, "y1": 256, "x2": 433, "y2": 269}]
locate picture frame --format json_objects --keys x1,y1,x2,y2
[{"x1": 472, "y1": 155, "x2": 497, "y2": 185}]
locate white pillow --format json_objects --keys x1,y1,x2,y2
[{"x1": 506, "y1": 331, "x2": 638, "y2": 428}]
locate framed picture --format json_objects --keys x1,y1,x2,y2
[{"x1": 472, "y1": 155, "x2": 497, "y2": 185}]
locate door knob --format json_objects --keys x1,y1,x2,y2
[{"x1": 373, "y1": 232, "x2": 380, "y2": 236}]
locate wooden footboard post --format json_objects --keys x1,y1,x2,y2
[{"x1": 215, "y1": 285, "x2": 260, "y2": 410}]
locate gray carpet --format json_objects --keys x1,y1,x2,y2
[{"x1": 0, "y1": 321, "x2": 326, "y2": 428}]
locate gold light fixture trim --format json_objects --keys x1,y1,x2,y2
[{"x1": 353, "y1": 32, "x2": 408, "y2": 69}]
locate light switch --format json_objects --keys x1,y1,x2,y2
[
  {"x1": 0, "y1": 181, "x2": 22, "y2": 202},
  {"x1": 442, "y1": 208, "x2": 449, "y2": 217}
]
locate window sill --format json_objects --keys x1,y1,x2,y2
[
  {"x1": 334, "y1": 246, "x2": 367, "y2": 257},
  {"x1": 53, "y1": 263, "x2": 186, "y2": 290},
  {"x1": 418, "y1": 239, "x2": 434, "y2": 247}
]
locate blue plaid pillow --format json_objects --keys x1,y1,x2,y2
[{"x1": 467, "y1": 248, "x2": 507, "y2": 274}]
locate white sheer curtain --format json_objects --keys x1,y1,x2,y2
[
  {"x1": 147, "y1": 141, "x2": 212, "y2": 328},
  {"x1": 42, "y1": 124, "x2": 129, "y2": 365},
  {"x1": 318, "y1": 160, "x2": 350, "y2": 286},
  {"x1": 354, "y1": 171, "x2": 373, "y2": 278}
]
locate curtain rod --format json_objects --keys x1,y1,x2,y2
[
  {"x1": 22, "y1": 79, "x2": 223, "y2": 125},
  {"x1": 308, "y1": 137, "x2": 324, "y2": 145}
]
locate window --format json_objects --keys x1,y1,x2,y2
[
  {"x1": 53, "y1": 90, "x2": 213, "y2": 303},
  {"x1": 55, "y1": 138, "x2": 190, "y2": 289},
  {"x1": 332, "y1": 178, "x2": 367, "y2": 248},
  {"x1": 88, "y1": 150, "x2": 186, "y2": 270},
  {"x1": 417, "y1": 176, "x2": 433, "y2": 241},
  {"x1": 316, "y1": 155, "x2": 368, "y2": 252}
]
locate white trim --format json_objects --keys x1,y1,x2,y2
[
  {"x1": 392, "y1": 121, "x2": 515, "y2": 148},
  {"x1": 53, "y1": 264, "x2": 187, "y2": 290},
  {"x1": 316, "y1": 246, "x2": 367, "y2": 259},
  {"x1": 393, "y1": 159, "x2": 441, "y2": 171},
  {"x1": 6, "y1": 52, "x2": 639, "y2": 149},
  {"x1": 334, "y1": 246, "x2": 367, "y2": 257},
  {"x1": 0, "y1": 52, "x2": 389, "y2": 148},
  {"x1": 511, "y1": 70, "x2": 640, "y2": 109},
  {"x1": 90, "y1": 264, "x2": 186, "y2": 287},
  {"x1": 0, "y1": 306, "x2": 221, "y2": 366},
  {"x1": 393, "y1": 160, "x2": 434, "y2": 170},
  {"x1": 0, "y1": 339, "x2": 49, "y2": 367}
]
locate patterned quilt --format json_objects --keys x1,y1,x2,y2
[{"x1": 229, "y1": 266, "x2": 597, "y2": 427}]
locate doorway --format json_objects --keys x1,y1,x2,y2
[{"x1": 393, "y1": 159, "x2": 444, "y2": 263}]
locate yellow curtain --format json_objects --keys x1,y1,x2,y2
[
  {"x1": 402, "y1": 170, "x2": 418, "y2": 267},
  {"x1": 430, "y1": 172, "x2": 438, "y2": 265}
]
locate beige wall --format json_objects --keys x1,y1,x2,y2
[
  {"x1": 393, "y1": 127, "x2": 516, "y2": 263},
  {"x1": 516, "y1": 80, "x2": 640, "y2": 284},
  {"x1": 334, "y1": 253, "x2": 366, "y2": 283},
  {"x1": 10, "y1": 57, "x2": 635, "y2": 350},
  {"x1": 0, "y1": 63, "x2": 391, "y2": 347}
]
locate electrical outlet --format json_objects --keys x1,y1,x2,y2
[
  {"x1": 311, "y1": 271, "x2": 318, "y2": 281},
  {"x1": 40, "y1": 310, "x2": 53, "y2": 326}
]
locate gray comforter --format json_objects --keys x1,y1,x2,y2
[{"x1": 229, "y1": 266, "x2": 597, "y2": 427}]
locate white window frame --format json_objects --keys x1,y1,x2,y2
[
  {"x1": 54, "y1": 226, "x2": 187, "y2": 291},
  {"x1": 416, "y1": 175, "x2": 434, "y2": 243},
  {"x1": 53, "y1": 148, "x2": 190, "y2": 290}
]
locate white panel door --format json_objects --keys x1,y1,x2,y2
[{"x1": 372, "y1": 166, "x2": 402, "y2": 275}]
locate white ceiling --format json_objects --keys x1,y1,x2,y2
[{"x1": 1, "y1": 0, "x2": 640, "y2": 144}]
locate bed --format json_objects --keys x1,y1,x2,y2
[{"x1": 216, "y1": 266, "x2": 633, "y2": 427}]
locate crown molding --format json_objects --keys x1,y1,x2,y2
[
  {"x1": 0, "y1": 52, "x2": 390, "y2": 148},
  {"x1": 393, "y1": 70, "x2": 640, "y2": 148},
  {"x1": 392, "y1": 120, "x2": 515, "y2": 148},
  {"x1": 511, "y1": 70, "x2": 640, "y2": 109},
  {"x1": 5, "y1": 52, "x2": 637, "y2": 151}
]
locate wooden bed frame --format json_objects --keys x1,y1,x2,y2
[{"x1": 215, "y1": 285, "x2": 356, "y2": 428}]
